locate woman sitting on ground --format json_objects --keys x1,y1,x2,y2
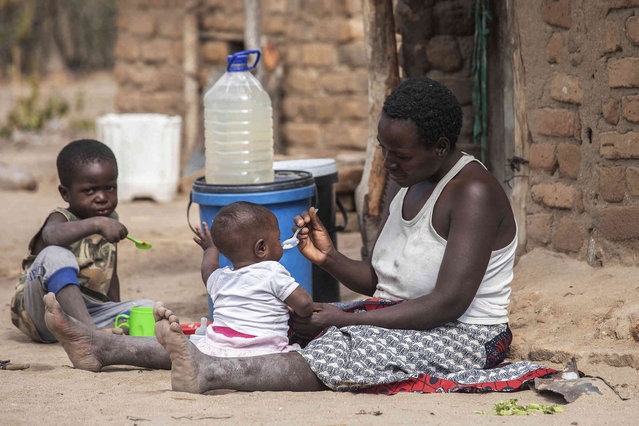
[{"x1": 43, "y1": 78, "x2": 548, "y2": 394}]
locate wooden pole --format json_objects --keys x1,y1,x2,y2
[
  {"x1": 263, "y1": 41, "x2": 284, "y2": 154},
  {"x1": 244, "y1": 0, "x2": 264, "y2": 82},
  {"x1": 355, "y1": 0, "x2": 399, "y2": 257},
  {"x1": 181, "y1": 0, "x2": 201, "y2": 175},
  {"x1": 506, "y1": 0, "x2": 529, "y2": 256},
  {"x1": 244, "y1": 1, "x2": 281, "y2": 153}
]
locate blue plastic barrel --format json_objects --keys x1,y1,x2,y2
[{"x1": 190, "y1": 170, "x2": 316, "y2": 321}]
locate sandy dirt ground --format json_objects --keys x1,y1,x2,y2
[{"x1": 1, "y1": 126, "x2": 639, "y2": 424}]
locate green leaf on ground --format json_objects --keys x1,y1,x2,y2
[{"x1": 473, "y1": 399, "x2": 564, "y2": 416}]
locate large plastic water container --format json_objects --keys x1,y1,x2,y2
[
  {"x1": 189, "y1": 170, "x2": 315, "y2": 321},
  {"x1": 96, "y1": 113, "x2": 181, "y2": 203},
  {"x1": 204, "y1": 49, "x2": 274, "y2": 185}
]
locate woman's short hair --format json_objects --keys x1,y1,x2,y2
[{"x1": 382, "y1": 77, "x2": 463, "y2": 148}]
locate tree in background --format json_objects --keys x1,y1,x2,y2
[{"x1": 0, "y1": 0, "x2": 117, "y2": 79}]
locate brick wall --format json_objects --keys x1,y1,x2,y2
[
  {"x1": 113, "y1": 0, "x2": 368, "y2": 231},
  {"x1": 110, "y1": 1, "x2": 639, "y2": 266},
  {"x1": 112, "y1": 0, "x2": 479, "y2": 157},
  {"x1": 519, "y1": 0, "x2": 639, "y2": 266},
  {"x1": 397, "y1": 0, "x2": 476, "y2": 154},
  {"x1": 111, "y1": 0, "x2": 478, "y2": 234},
  {"x1": 114, "y1": 0, "x2": 367, "y2": 155},
  {"x1": 114, "y1": 0, "x2": 185, "y2": 115},
  {"x1": 195, "y1": 0, "x2": 369, "y2": 157}
]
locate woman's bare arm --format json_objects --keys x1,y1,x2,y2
[
  {"x1": 295, "y1": 211, "x2": 379, "y2": 296},
  {"x1": 291, "y1": 179, "x2": 503, "y2": 335},
  {"x1": 296, "y1": 182, "x2": 400, "y2": 297}
]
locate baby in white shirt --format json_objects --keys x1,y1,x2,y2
[{"x1": 193, "y1": 201, "x2": 313, "y2": 357}]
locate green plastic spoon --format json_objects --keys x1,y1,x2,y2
[{"x1": 126, "y1": 235, "x2": 152, "y2": 250}]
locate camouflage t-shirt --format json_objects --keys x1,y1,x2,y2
[
  {"x1": 17, "y1": 207, "x2": 118, "y2": 301},
  {"x1": 11, "y1": 208, "x2": 118, "y2": 341}
]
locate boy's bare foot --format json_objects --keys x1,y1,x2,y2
[
  {"x1": 154, "y1": 302, "x2": 203, "y2": 393},
  {"x1": 43, "y1": 293, "x2": 103, "y2": 372}
]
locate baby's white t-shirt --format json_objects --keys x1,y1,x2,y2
[{"x1": 207, "y1": 261, "x2": 299, "y2": 337}]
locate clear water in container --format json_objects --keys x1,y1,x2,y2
[{"x1": 203, "y1": 50, "x2": 274, "y2": 184}]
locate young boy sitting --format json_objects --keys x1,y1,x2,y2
[
  {"x1": 192, "y1": 201, "x2": 313, "y2": 357},
  {"x1": 10, "y1": 139, "x2": 153, "y2": 343}
]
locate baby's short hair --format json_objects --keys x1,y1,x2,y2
[
  {"x1": 211, "y1": 202, "x2": 277, "y2": 257},
  {"x1": 56, "y1": 139, "x2": 117, "y2": 187}
]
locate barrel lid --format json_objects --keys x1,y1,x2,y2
[
  {"x1": 193, "y1": 170, "x2": 314, "y2": 194},
  {"x1": 273, "y1": 158, "x2": 337, "y2": 178}
]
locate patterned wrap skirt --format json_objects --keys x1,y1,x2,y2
[{"x1": 298, "y1": 300, "x2": 554, "y2": 394}]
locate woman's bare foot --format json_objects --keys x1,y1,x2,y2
[
  {"x1": 43, "y1": 293, "x2": 103, "y2": 372},
  {"x1": 153, "y1": 301, "x2": 178, "y2": 323},
  {"x1": 154, "y1": 302, "x2": 204, "y2": 393}
]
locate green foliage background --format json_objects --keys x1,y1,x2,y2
[{"x1": 0, "y1": 0, "x2": 117, "y2": 77}]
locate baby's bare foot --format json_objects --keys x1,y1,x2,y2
[
  {"x1": 154, "y1": 303, "x2": 202, "y2": 393},
  {"x1": 43, "y1": 293, "x2": 103, "y2": 372}
]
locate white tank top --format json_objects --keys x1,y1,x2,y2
[{"x1": 371, "y1": 154, "x2": 517, "y2": 324}]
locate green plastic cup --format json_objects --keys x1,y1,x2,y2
[{"x1": 115, "y1": 307, "x2": 155, "y2": 336}]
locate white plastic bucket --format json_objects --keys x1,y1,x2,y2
[
  {"x1": 274, "y1": 158, "x2": 337, "y2": 179},
  {"x1": 96, "y1": 113, "x2": 181, "y2": 203}
]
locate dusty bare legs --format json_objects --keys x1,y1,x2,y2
[
  {"x1": 44, "y1": 293, "x2": 326, "y2": 393},
  {"x1": 54, "y1": 284, "x2": 94, "y2": 326},
  {"x1": 43, "y1": 293, "x2": 171, "y2": 371},
  {"x1": 54, "y1": 285, "x2": 123, "y2": 335},
  {"x1": 153, "y1": 302, "x2": 327, "y2": 393}
]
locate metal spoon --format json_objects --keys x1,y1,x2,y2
[
  {"x1": 126, "y1": 235, "x2": 152, "y2": 250},
  {"x1": 281, "y1": 209, "x2": 318, "y2": 250}
]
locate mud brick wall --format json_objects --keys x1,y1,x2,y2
[
  {"x1": 114, "y1": 0, "x2": 367, "y2": 155},
  {"x1": 111, "y1": 0, "x2": 639, "y2": 264},
  {"x1": 113, "y1": 0, "x2": 368, "y2": 231},
  {"x1": 518, "y1": 0, "x2": 639, "y2": 265},
  {"x1": 111, "y1": 0, "x2": 479, "y2": 235},
  {"x1": 198, "y1": 0, "x2": 367, "y2": 234},
  {"x1": 396, "y1": 0, "x2": 476, "y2": 154},
  {"x1": 113, "y1": 0, "x2": 185, "y2": 115},
  {"x1": 111, "y1": 0, "x2": 363, "y2": 234},
  {"x1": 196, "y1": 0, "x2": 369, "y2": 158},
  {"x1": 112, "y1": 0, "x2": 479, "y2": 157}
]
